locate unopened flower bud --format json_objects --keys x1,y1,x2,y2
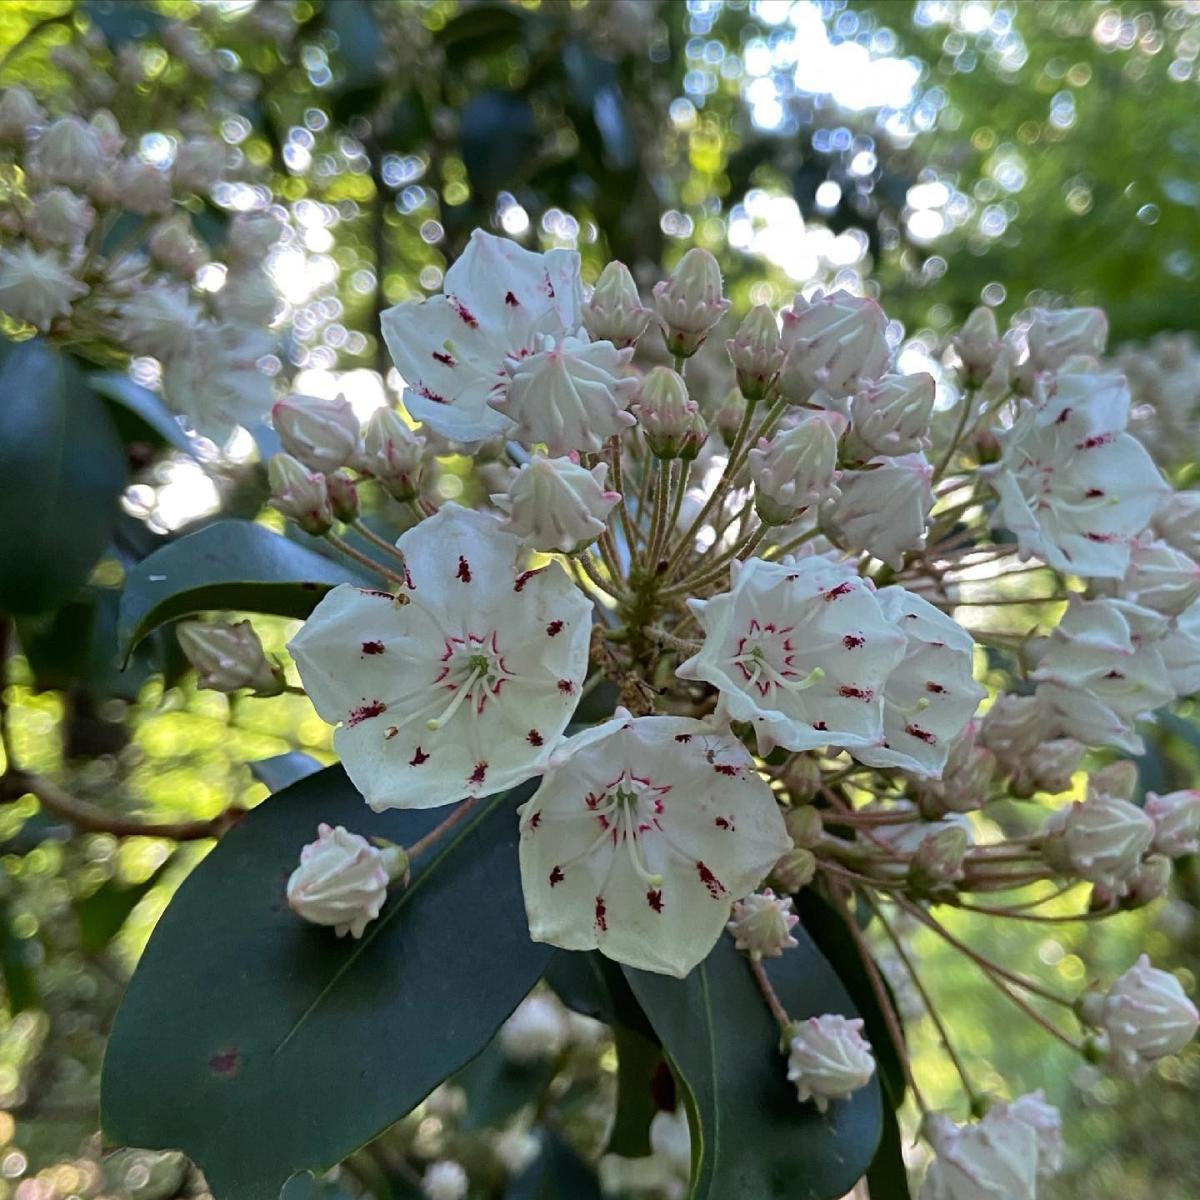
[
  {"x1": 1145, "y1": 789, "x2": 1200, "y2": 858},
  {"x1": 172, "y1": 135, "x2": 227, "y2": 193},
  {"x1": 218, "y1": 268, "x2": 278, "y2": 326},
  {"x1": 784, "y1": 804, "x2": 823, "y2": 847},
  {"x1": 1122, "y1": 539, "x2": 1200, "y2": 617},
  {"x1": 268, "y1": 452, "x2": 334, "y2": 535},
  {"x1": 26, "y1": 187, "x2": 93, "y2": 246},
  {"x1": 88, "y1": 108, "x2": 123, "y2": 157},
  {"x1": 0, "y1": 87, "x2": 45, "y2": 142},
  {"x1": 727, "y1": 888, "x2": 799, "y2": 959},
  {"x1": 1088, "y1": 760, "x2": 1139, "y2": 802},
  {"x1": 908, "y1": 825, "x2": 969, "y2": 899},
  {"x1": 35, "y1": 116, "x2": 105, "y2": 188},
  {"x1": 176, "y1": 619, "x2": 284, "y2": 696},
  {"x1": 978, "y1": 693, "x2": 1044, "y2": 779},
  {"x1": 727, "y1": 304, "x2": 784, "y2": 401},
  {"x1": 1013, "y1": 737, "x2": 1084, "y2": 797},
  {"x1": 779, "y1": 289, "x2": 889, "y2": 401},
  {"x1": 583, "y1": 260, "x2": 651, "y2": 348},
  {"x1": 953, "y1": 305, "x2": 1004, "y2": 386},
  {"x1": 849, "y1": 371, "x2": 934, "y2": 457},
  {"x1": 120, "y1": 284, "x2": 203, "y2": 359},
  {"x1": 227, "y1": 212, "x2": 283, "y2": 264},
  {"x1": 359, "y1": 407, "x2": 425, "y2": 501},
  {"x1": 785, "y1": 1014, "x2": 875, "y2": 1112},
  {"x1": 652, "y1": 247, "x2": 730, "y2": 358},
  {"x1": 149, "y1": 214, "x2": 208, "y2": 275},
  {"x1": 273, "y1": 393, "x2": 360, "y2": 473},
  {"x1": 499, "y1": 995, "x2": 569, "y2": 1063},
  {"x1": 1153, "y1": 490, "x2": 1200, "y2": 561},
  {"x1": 772, "y1": 848, "x2": 817, "y2": 893},
  {"x1": 492, "y1": 454, "x2": 619, "y2": 554},
  {"x1": 1027, "y1": 307, "x2": 1108, "y2": 373},
  {"x1": 821, "y1": 452, "x2": 932, "y2": 570},
  {"x1": 325, "y1": 470, "x2": 359, "y2": 523},
  {"x1": 1122, "y1": 853, "x2": 1172, "y2": 908},
  {"x1": 1042, "y1": 793, "x2": 1153, "y2": 895},
  {"x1": 1002, "y1": 1091, "x2": 1064, "y2": 1178},
  {"x1": 749, "y1": 410, "x2": 846, "y2": 524},
  {"x1": 422, "y1": 1160, "x2": 468, "y2": 1200},
  {"x1": 287, "y1": 824, "x2": 392, "y2": 938},
  {"x1": 714, "y1": 385, "x2": 748, "y2": 446},
  {"x1": 0, "y1": 244, "x2": 87, "y2": 331},
  {"x1": 1092, "y1": 955, "x2": 1199, "y2": 1078},
  {"x1": 114, "y1": 159, "x2": 172, "y2": 216},
  {"x1": 921, "y1": 1109, "x2": 1039, "y2": 1200},
  {"x1": 634, "y1": 366, "x2": 707, "y2": 460}
]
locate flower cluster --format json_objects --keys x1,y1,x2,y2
[{"x1": 208, "y1": 230, "x2": 1200, "y2": 1193}]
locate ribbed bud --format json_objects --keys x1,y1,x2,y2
[
  {"x1": 273, "y1": 393, "x2": 360, "y2": 473},
  {"x1": 114, "y1": 159, "x2": 172, "y2": 216},
  {"x1": 358, "y1": 407, "x2": 425, "y2": 502},
  {"x1": 1027, "y1": 307, "x2": 1108, "y2": 373},
  {"x1": 849, "y1": 371, "x2": 934, "y2": 457},
  {"x1": 908, "y1": 825, "x2": 968, "y2": 900},
  {"x1": 727, "y1": 304, "x2": 784, "y2": 401},
  {"x1": 772, "y1": 848, "x2": 817, "y2": 893},
  {"x1": 652, "y1": 247, "x2": 730, "y2": 358},
  {"x1": 785, "y1": 1015, "x2": 876, "y2": 1112},
  {"x1": 953, "y1": 306, "x2": 1004, "y2": 386},
  {"x1": 633, "y1": 366, "x2": 707, "y2": 460},
  {"x1": 1145, "y1": 789, "x2": 1200, "y2": 858},
  {"x1": 0, "y1": 87, "x2": 45, "y2": 142},
  {"x1": 778, "y1": 289, "x2": 889, "y2": 401},
  {"x1": 34, "y1": 116, "x2": 105, "y2": 188},
  {"x1": 583, "y1": 260, "x2": 652, "y2": 348},
  {"x1": 491, "y1": 454, "x2": 620, "y2": 554},
  {"x1": 714, "y1": 386, "x2": 748, "y2": 446},
  {"x1": 172, "y1": 135, "x2": 227, "y2": 193},
  {"x1": 286, "y1": 823, "x2": 391, "y2": 939},
  {"x1": 325, "y1": 470, "x2": 359, "y2": 523},
  {"x1": 784, "y1": 804, "x2": 823, "y2": 847},
  {"x1": 27, "y1": 187, "x2": 94, "y2": 246},
  {"x1": 268, "y1": 452, "x2": 334, "y2": 535},
  {"x1": 727, "y1": 888, "x2": 799, "y2": 959},
  {"x1": 176, "y1": 619, "x2": 285, "y2": 696},
  {"x1": 749, "y1": 410, "x2": 846, "y2": 524}
]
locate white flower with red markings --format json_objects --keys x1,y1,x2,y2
[
  {"x1": 852, "y1": 587, "x2": 985, "y2": 778},
  {"x1": 381, "y1": 230, "x2": 584, "y2": 444},
  {"x1": 727, "y1": 888, "x2": 798, "y2": 959},
  {"x1": 491, "y1": 454, "x2": 620, "y2": 554},
  {"x1": 779, "y1": 289, "x2": 890, "y2": 401},
  {"x1": 785, "y1": 1014, "x2": 876, "y2": 1112},
  {"x1": 676, "y1": 556, "x2": 907, "y2": 757},
  {"x1": 988, "y1": 371, "x2": 1167, "y2": 578},
  {"x1": 286, "y1": 823, "x2": 392, "y2": 939},
  {"x1": 289, "y1": 504, "x2": 591, "y2": 811},
  {"x1": 517, "y1": 713, "x2": 791, "y2": 977}
]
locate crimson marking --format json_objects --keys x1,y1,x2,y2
[{"x1": 348, "y1": 700, "x2": 386, "y2": 726}]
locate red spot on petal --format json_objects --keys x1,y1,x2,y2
[
  {"x1": 546, "y1": 619, "x2": 564, "y2": 637},
  {"x1": 647, "y1": 889, "x2": 663, "y2": 913},
  {"x1": 812, "y1": 720, "x2": 829, "y2": 731},
  {"x1": 469, "y1": 761, "x2": 488, "y2": 785},
  {"x1": 209, "y1": 1048, "x2": 240, "y2": 1078},
  {"x1": 514, "y1": 568, "x2": 543, "y2": 592},
  {"x1": 348, "y1": 700, "x2": 386, "y2": 726},
  {"x1": 823, "y1": 582, "x2": 854, "y2": 601},
  {"x1": 905, "y1": 724, "x2": 938, "y2": 745},
  {"x1": 925, "y1": 681, "x2": 947, "y2": 694},
  {"x1": 697, "y1": 861, "x2": 726, "y2": 899},
  {"x1": 838, "y1": 685, "x2": 874, "y2": 701},
  {"x1": 452, "y1": 297, "x2": 478, "y2": 327},
  {"x1": 1076, "y1": 432, "x2": 1116, "y2": 450},
  {"x1": 432, "y1": 350, "x2": 455, "y2": 366},
  {"x1": 409, "y1": 746, "x2": 429, "y2": 766},
  {"x1": 361, "y1": 640, "x2": 385, "y2": 655},
  {"x1": 714, "y1": 816, "x2": 735, "y2": 831},
  {"x1": 1055, "y1": 406, "x2": 1073, "y2": 424},
  {"x1": 360, "y1": 588, "x2": 395, "y2": 599},
  {"x1": 594, "y1": 896, "x2": 607, "y2": 931},
  {"x1": 457, "y1": 556, "x2": 472, "y2": 582},
  {"x1": 418, "y1": 384, "x2": 447, "y2": 405},
  {"x1": 842, "y1": 633, "x2": 865, "y2": 649},
  {"x1": 549, "y1": 865, "x2": 564, "y2": 886},
  {"x1": 557, "y1": 679, "x2": 575, "y2": 695},
  {"x1": 713, "y1": 763, "x2": 738, "y2": 776},
  {"x1": 1085, "y1": 487, "x2": 1105, "y2": 498},
  {"x1": 505, "y1": 290, "x2": 520, "y2": 306},
  {"x1": 527, "y1": 729, "x2": 544, "y2": 746},
  {"x1": 674, "y1": 733, "x2": 693, "y2": 743}
]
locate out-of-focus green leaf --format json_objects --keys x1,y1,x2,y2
[
  {"x1": 454, "y1": 1033, "x2": 553, "y2": 1132},
  {"x1": 90, "y1": 373, "x2": 196, "y2": 457},
  {"x1": 0, "y1": 897, "x2": 39, "y2": 1014},
  {"x1": 101, "y1": 768, "x2": 551, "y2": 1200},
  {"x1": 461, "y1": 90, "x2": 539, "y2": 199},
  {"x1": 436, "y1": 4, "x2": 527, "y2": 65},
  {"x1": 75, "y1": 858, "x2": 173, "y2": 954},
  {"x1": 544, "y1": 950, "x2": 656, "y2": 1041},
  {"x1": 607, "y1": 1024, "x2": 662, "y2": 1158},
  {"x1": 506, "y1": 1129, "x2": 602, "y2": 1200}
]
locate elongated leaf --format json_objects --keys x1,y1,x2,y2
[
  {"x1": 91, "y1": 372, "x2": 196, "y2": 456},
  {"x1": 101, "y1": 768, "x2": 551, "y2": 1200},
  {"x1": 507, "y1": 1130, "x2": 602, "y2": 1200},
  {"x1": 118, "y1": 520, "x2": 366, "y2": 656},
  {"x1": 865, "y1": 1102, "x2": 911, "y2": 1200},
  {"x1": 544, "y1": 950, "x2": 656, "y2": 1040},
  {"x1": 248, "y1": 752, "x2": 324, "y2": 794},
  {"x1": 75, "y1": 857, "x2": 173, "y2": 953},
  {"x1": 454, "y1": 1034, "x2": 553, "y2": 1132},
  {"x1": 0, "y1": 338, "x2": 126, "y2": 616},
  {"x1": 608, "y1": 1025, "x2": 661, "y2": 1157},
  {"x1": 624, "y1": 932, "x2": 882, "y2": 1200}
]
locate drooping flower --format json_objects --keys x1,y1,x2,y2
[
  {"x1": 0, "y1": 244, "x2": 87, "y2": 331},
  {"x1": 491, "y1": 454, "x2": 620, "y2": 554},
  {"x1": 920, "y1": 1109, "x2": 1040, "y2": 1200},
  {"x1": 380, "y1": 229, "x2": 584, "y2": 444},
  {"x1": 785, "y1": 1014, "x2": 876, "y2": 1112},
  {"x1": 987, "y1": 371, "x2": 1168, "y2": 578},
  {"x1": 726, "y1": 888, "x2": 799, "y2": 959},
  {"x1": 821, "y1": 453, "x2": 933, "y2": 570},
  {"x1": 676, "y1": 556, "x2": 907, "y2": 756},
  {"x1": 517, "y1": 713, "x2": 791, "y2": 977},
  {"x1": 286, "y1": 823, "x2": 393, "y2": 939},
  {"x1": 852, "y1": 587, "x2": 986, "y2": 777},
  {"x1": 289, "y1": 504, "x2": 591, "y2": 811},
  {"x1": 778, "y1": 289, "x2": 890, "y2": 401}
]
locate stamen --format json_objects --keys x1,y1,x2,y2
[
  {"x1": 622, "y1": 805, "x2": 664, "y2": 887},
  {"x1": 427, "y1": 665, "x2": 483, "y2": 730}
]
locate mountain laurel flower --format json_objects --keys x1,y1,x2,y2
[
  {"x1": 216, "y1": 267, "x2": 279, "y2": 327},
  {"x1": 358, "y1": 407, "x2": 425, "y2": 502},
  {"x1": 421, "y1": 1160, "x2": 468, "y2": 1200},
  {"x1": 1027, "y1": 306, "x2": 1108, "y2": 373},
  {"x1": 1089, "y1": 955, "x2": 1200, "y2": 1078},
  {"x1": 161, "y1": 324, "x2": 275, "y2": 439},
  {"x1": 771, "y1": 847, "x2": 817, "y2": 892},
  {"x1": 919, "y1": 728, "x2": 996, "y2": 815},
  {"x1": 33, "y1": 115, "x2": 105, "y2": 188},
  {"x1": 953, "y1": 306, "x2": 1004, "y2": 386},
  {"x1": 978, "y1": 693, "x2": 1047, "y2": 779},
  {"x1": 491, "y1": 454, "x2": 620, "y2": 554},
  {"x1": 1014, "y1": 737, "x2": 1086, "y2": 798},
  {"x1": 325, "y1": 471, "x2": 359, "y2": 524},
  {"x1": 583, "y1": 260, "x2": 651, "y2": 348},
  {"x1": 1120, "y1": 853, "x2": 1173, "y2": 908},
  {"x1": 0, "y1": 86, "x2": 45, "y2": 142},
  {"x1": 227, "y1": 212, "x2": 283, "y2": 264},
  {"x1": 381, "y1": 229, "x2": 584, "y2": 444},
  {"x1": 748, "y1": 410, "x2": 846, "y2": 524},
  {"x1": 652, "y1": 247, "x2": 730, "y2": 357},
  {"x1": 27, "y1": 187, "x2": 94, "y2": 246},
  {"x1": 1152, "y1": 489, "x2": 1200, "y2": 562},
  {"x1": 727, "y1": 304, "x2": 785, "y2": 401},
  {"x1": 849, "y1": 371, "x2": 935, "y2": 458},
  {"x1": 176, "y1": 619, "x2": 285, "y2": 696},
  {"x1": 149, "y1": 214, "x2": 208, "y2": 275},
  {"x1": 0, "y1": 244, "x2": 87, "y2": 331},
  {"x1": 1042, "y1": 791, "x2": 1154, "y2": 895},
  {"x1": 1001, "y1": 1091, "x2": 1064, "y2": 1178},
  {"x1": 113, "y1": 158, "x2": 172, "y2": 216},
  {"x1": 988, "y1": 371, "x2": 1168, "y2": 578},
  {"x1": 119, "y1": 284, "x2": 204, "y2": 360},
  {"x1": 286, "y1": 823, "x2": 398, "y2": 939},
  {"x1": 1033, "y1": 597, "x2": 1174, "y2": 754},
  {"x1": 727, "y1": 888, "x2": 799, "y2": 959},
  {"x1": 1121, "y1": 538, "x2": 1200, "y2": 617},
  {"x1": 822, "y1": 453, "x2": 933, "y2": 570},
  {"x1": 490, "y1": 332, "x2": 637, "y2": 456},
  {"x1": 633, "y1": 367, "x2": 706, "y2": 460},
  {"x1": 272, "y1": 392, "x2": 361, "y2": 474},
  {"x1": 920, "y1": 1109, "x2": 1040, "y2": 1200},
  {"x1": 853, "y1": 587, "x2": 985, "y2": 777},
  {"x1": 290, "y1": 504, "x2": 591, "y2": 812},
  {"x1": 498, "y1": 994, "x2": 570, "y2": 1063},
  {"x1": 171, "y1": 134, "x2": 227, "y2": 193},
  {"x1": 908, "y1": 824, "x2": 970, "y2": 898},
  {"x1": 1145, "y1": 789, "x2": 1200, "y2": 857},
  {"x1": 268, "y1": 453, "x2": 334, "y2": 536},
  {"x1": 785, "y1": 1015, "x2": 876, "y2": 1112},
  {"x1": 517, "y1": 713, "x2": 791, "y2": 977},
  {"x1": 677, "y1": 556, "x2": 906, "y2": 757},
  {"x1": 778, "y1": 289, "x2": 889, "y2": 401}
]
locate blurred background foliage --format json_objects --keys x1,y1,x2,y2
[{"x1": 1, "y1": 0, "x2": 1199, "y2": 1198}]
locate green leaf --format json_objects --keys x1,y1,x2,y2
[
  {"x1": 435, "y1": 4, "x2": 527, "y2": 65},
  {"x1": 0, "y1": 338, "x2": 126, "y2": 616},
  {"x1": 865, "y1": 1102, "x2": 911, "y2": 1200},
  {"x1": 248, "y1": 753, "x2": 324, "y2": 794},
  {"x1": 117, "y1": 520, "x2": 367, "y2": 657},
  {"x1": 0, "y1": 898, "x2": 39, "y2": 1014},
  {"x1": 506, "y1": 1130, "x2": 602, "y2": 1200},
  {"x1": 90, "y1": 373, "x2": 196, "y2": 457},
  {"x1": 453, "y1": 1033, "x2": 553, "y2": 1131},
  {"x1": 544, "y1": 950, "x2": 657, "y2": 1041},
  {"x1": 101, "y1": 768, "x2": 552, "y2": 1200},
  {"x1": 624, "y1": 932, "x2": 883, "y2": 1200},
  {"x1": 608, "y1": 1025, "x2": 662, "y2": 1157}
]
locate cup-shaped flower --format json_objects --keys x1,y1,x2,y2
[
  {"x1": 727, "y1": 888, "x2": 798, "y2": 959},
  {"x1": 289, "y1": 504, "x2": 591, "y2": 811},
  {"x1": 1042, "y1": 791, "x2": 1153, "y2": 895},
  {"x1": 517, "y1": 713, "x2": 791, "y2": 977},
  {"x1": 490, "y1": 333, "x2": 637, "y2": 455},
  {"x1": 358, "y1": 407, "x2": 425, "y2": 502},
  {"x1": 852, "y1": 587, "x2": 985, "y2": 777},
  {"x1": 988, "y1": 371, "x2": 1167, "y2": 578},
  {"x1": 272, "y1": 392, "x2": 360, "y2": 474},
  {"x1": 268, "y1": 452, "x2": 334, "y2": 536},
  {"x1": 492, "y1": 454, "x2": 620, "y2": 554},
  {"x1": 727, "y1": 304, "x2": 784, "y2": 401},
  {"x1": 1001, "y1": 1091, "x2": 1064, "y2": 1178},
  {"x1": 286, "y1": 823, "x2": 391, "y2": 939},
  {"x1": 583, "y1": 260, "x2": 651, "y2": 348},
  {"x1": 381, "y1": 230, "x2": 584, "y2": 444},
  {"x1": 778, "y1": 289, "x2": 889, "y2": 401},
  {"x1": 785, "y1": 1014, "x2": 876, "y2": 1112},
  {"x1": 821, "y1": 453, "x2": 933, "y2": 570},
  {"x1": 652, "y1": 247, "x2": 730, "y2": 357},
  {"x1": 850, "y1": 371, "x2": 935, "y2": 457},
  {"x1": 748, "y1": 410, "x2": 846, "y2": 524},
  {"x1": 1094, "y1": 955, "x2": 1199, "y2": 1078},
  {"x1": 919, "y1": 1109, "x2": 1039, "y2": 1200},
  {"x1": 1121, "y1": 538, "x2": 1200, "y2": 617},
  {"x1": 1027, "y1": 306, "x2": 1108, "y2": 372},
  {"x1": 1145, "y1": 789, "x2": 1200, "y2": 858},
  {"x1": 676, "y1": 556, "x2": 907, "y2": 756},
  {"x1": 176, "y1": 619, "x2": 284, "y2": 697}
]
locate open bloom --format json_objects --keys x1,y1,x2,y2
[
  {"x1": 380, "y1": 230, "x2": 584, "y2": 444},
  {"x1": 518, "y1": 713, "x2": 791, "y2": 977},
  {"x1": 286, "y1": 824, "x2": 391, "y2": 938},
  {"x1": 920, "y1": 1109, "x2": 1040, "y2": 1200},
  {"x1": 853, "y1": 587, "x2": 985, "y2": 777},
  {"x1": 785, "y1": 1014, "x2": 876, "y2": 1112},
  {"x1": 1093, "y1": 955, "x2": 1200, "y2": 1078},
  {"x1": 988, "y1": 371, "x2": 1167, "y2": 578},
  {"x1": 289, "y1": 504, "x2": 591, "y2": 811},
  {"x1": 677, "y1": 556, "x2": 907, "y2": 756}
]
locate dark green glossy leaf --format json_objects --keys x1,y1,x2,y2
[
  {"x1": 624, "y1": 931, "x2": 883, "y2": 1200},
  {"x1": 117, "y1": 520, "x2": 366, "y2": 657},
  {"x1": 507, "y1": 1130, "x2": 602, "y2": 1200},
  {"x1": 461, "y1": 90, "x2": 538, "y2": 199},
  {"x1": 248, "y1": 753, "x2": 325, "y2": 794},
  {"x1": 91, "y1": 373, "x2": 196, "y2": 457},
  {"x1": 608, "y1": 1025, "x2": 661, "y2": 1157},
  {"x1": 544, "y1": 950, "x2": 656, "y2": 1041},
  {"x1": 865, "y1": 1101, "x2": 911, "y2": 1200},
  {"x1": 0, "y1": 338, "x2": 126, "y2": 616},
  {"x1": 101, "y1": 768, "x2": 552, "y2": 1200},
  {"x1": 435, "y1": 4, "x2": 527, "y2": 65},
  {"x1": 453, "y1": 1033, "x2": 553, "y2": 1132}
]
